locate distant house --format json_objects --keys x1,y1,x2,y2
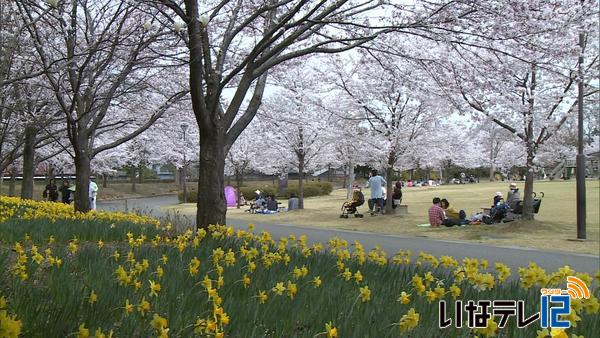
[{"x1": 151, "y1": 164, "x2": 175, "y2": 180}]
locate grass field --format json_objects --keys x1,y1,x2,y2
[{"x1": 173, "y1": 180, "x2": 600, "y2": 254}]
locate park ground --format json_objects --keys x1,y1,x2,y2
[
  {"x1": 0, "y1": 180, "x2": 180, "y2": 200},
  {"x1": 170, "y1": 180, "x2": 600, "y2": 255}
]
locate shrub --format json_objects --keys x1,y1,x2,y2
[
  {"x1": 181, "y1": 181, "x2": 333, "y2": 203},
  {"x1": 314, "y1": 181, "x2": 333, "y2": 195},
  {"x1": 239, "y1": 185, "x2": 276, "y2": 199},
  {"x1": 284, "y1": 184, "x2": 321, "y2": 198}
]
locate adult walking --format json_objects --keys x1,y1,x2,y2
[
  {"x1": 60, "y1": 180, "x2": 72, "y2": 204},
  {"x1": 42, "y1": 179, "x2": 59, "y2": 202},
  {"x1": 366, "y1": 169, "x2": 386, "y2": 216},
  {"x1": 89, "y1": 178, "x2": 99, "y2": 210}
]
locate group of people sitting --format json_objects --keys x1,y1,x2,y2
[
  {"x1": 247, "y1": 190, "x2": 300, "y2": 214},
  {"x1": 486, "y1": 182, "x2": 522, "y2": 222},
  {"x1": 428, "y1": 182, "x2": 523, "y2": 227},
  {"x1": 365, "y1": 170, "x2": 403, "y2": 216},
  {"x1": 428, "y1": 197, "x2": 467, "y2": 227}
]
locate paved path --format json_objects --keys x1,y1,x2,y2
[{"x1": 98, "y1": 196, "x2": 599, "y2": 275}]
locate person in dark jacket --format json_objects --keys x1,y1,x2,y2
[
  {"x1": 60, "y1": 180, "x2": 72, "y2": 204},
  {"x1": 43, "y1": 179, "x2": 59, "y2": 202},
  {"x1": 392, "y1": 181, "x2": 403, "y2": 208},
  {"x1": 266, "y1": 195, "x2": 279, "y2": 211}
]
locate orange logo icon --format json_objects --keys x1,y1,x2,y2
[{"x1": 565, "y1": 276, "x2": 590, "y2": 300}]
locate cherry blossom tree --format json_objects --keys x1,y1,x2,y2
[
  {"x1": 150, "y1": 0, "x2": 487, "y2": 228},
  {"x1": 425, "y1": 1, "x2": 599, "y2": 219},
  {"x1": 259, "y1": 69, "x2": 335, "y2": 209},
  {"x1": 333, "y1": 52, "x2": 444, "y2": 213},
  {"x1": 15, "y1": 0, "x2": 188, "y2": 211}
]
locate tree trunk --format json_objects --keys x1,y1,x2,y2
[
  {"x1": 385, "y1": 165, "x2": 394, "y2": 214},
  {"x1": 196, "y1": 136, "x2": 227, "y2": 229},
  {"x1": 130, "y1": 166, "x2": 137, "y2": 192},
  {"x1": 74, "y1": 154, "x2": 91, "y2": 212},
  {"x1": 20, "y1": 126, "x2": 36, "y2": 199},
  {"x1": 277, "y1": 172, "x2": 288, "y2": 197},
  {"x1": 298, "y1": 153, "x2": 305, "y2": 210},
  {"x1": 235, "y1": 170, "x2": 243, "y2": 209},
  {"x1": 385, "y1": 152, "x2": 396, "y2": 213},
  {"x1": 346, "y1": 162, "x2": 354, "y2": 200},
  {"x1": 48, "y1": 165, "x2": 55, "y2": 181},
  {"x1": 102, "y1": 174, "x2": 108, "y2": 188},
  {"x1": 521, "y1": 154, "x2": 535, "y2": 220},
  {"x1": 489, "y1": 164, "x2": 496, "y2": 182},
  {"x1": 489, "y1": 143, "x2": 496, "y2": 181},
  {"x1": 0, "y1": 173, "x2": 4, "y2": 195},
  {"x1": 8, "y1": 170, "x2": 16, "y2": 196},
  {"x1": 138, "y1": 164, "x2": 144, "y2": 184},
  {"x1": 175, "y1": 167, "x2": 182, "y2": 190},
  {"x1": 343, "y1": 164, "x2": 348, "y2": 198},
  {"x1": 328, "y1": 164, "x2": 332, "y2": 182}
]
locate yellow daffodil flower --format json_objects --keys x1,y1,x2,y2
[{"x1": 359, "y1": 285, "x2": 371, "y2": 302}]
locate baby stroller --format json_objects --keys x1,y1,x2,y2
[{"x1": 340, "y1": 189, "x2": 365, "y2": 218}]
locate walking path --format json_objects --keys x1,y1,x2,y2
[{"x1": 98, "y1": 196, "x2": 599, "y2": 275}]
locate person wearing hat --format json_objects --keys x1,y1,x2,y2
[
  {"x1": 493, "y1": 191, "x2": 503, "y2": 207},
  {"x1": 506, "y1": 183, "x2": 521, "y2": 209}
]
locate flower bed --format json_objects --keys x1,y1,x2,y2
[{"x1": 0, "y1": 198, "x2": 598, "y2": 337}]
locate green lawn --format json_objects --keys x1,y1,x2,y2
[{"x1": 174, "y1": 180, "x2": 600, "y2": 254}]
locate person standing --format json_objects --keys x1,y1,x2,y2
[
  {"x1": 89, "y1": 178, "x2": 99, "y2": 210},
  {"x1": 59, "y1": 180, "x2": 72, "y2": 204},
  {"x1": 428, "y1": 197, "x2": 445, "y2": 227},
  {"x1": 366, "y1": 169, "x2": 386, "y2": 215},
  {"x1": 43, "y1": 179, "x2": 59, "y2": 202}
]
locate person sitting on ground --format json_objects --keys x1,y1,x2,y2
[
  {"x1": 392, "y1": 181, "x2": 403, "y2": 209},
  {"x1": 506, "y1": 183, "x2": 521, "y2": 210},
  {"x1": 287, "y1": 193, "x2": 299, "y2": 211},
  {"x1": 252, "y1": 190, "x2": 266, "y2": 212},
  {"x1": 493, "y1": 192, "x2": 503, "y2": 207},
  {"x1": 440, "y1": 198, "x2": 467, "y2": 226},
  {"x1": 428, "y1": 197, "x2": 445, "y2": 228},
  {"x1": 266, "y1": 195, "x2": 279, "y2": 212}
]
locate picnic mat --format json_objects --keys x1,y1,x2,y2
[{"x1": 416, "y1": 223, "x2": 431, "y2": 227}]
